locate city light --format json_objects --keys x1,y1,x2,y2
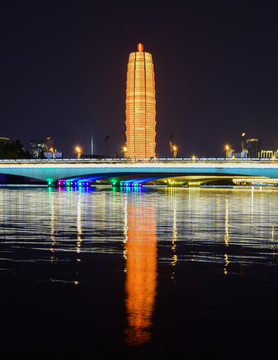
[
  {"x1": 225, "y1": 145, "x2": 230, "y2": 158},
  {"x1": 75, "y1": 146, "x2": 81, "y2": 159},
  {"x1": 49, "y1": 147, "x2": 56, "y2": 159}
]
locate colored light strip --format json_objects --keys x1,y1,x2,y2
[
  {"x1": 119, "y1": 176, "x2": 162, "y2": 187},
  {"x1": 57, "y1": 175, "x2": 106, "y2": 187}
]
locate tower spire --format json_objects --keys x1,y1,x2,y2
[{"x1": 137, "y1": 43, "x2": 144, "y2": 52}]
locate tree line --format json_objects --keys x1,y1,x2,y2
[{"x1": 0, "y1": 140, "x2": 31, "y2": 159}]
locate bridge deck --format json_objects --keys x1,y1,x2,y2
[{"x1": 0, "y1": 158, "x2": 277, "y2": 183}]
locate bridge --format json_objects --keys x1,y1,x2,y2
[{"x1": 0, "y1": 158, "x2": 278, "y2": 186}]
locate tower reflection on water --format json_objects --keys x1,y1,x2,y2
[{"x1": 123, "y1": 189, "x2": 158, "y2": 345}]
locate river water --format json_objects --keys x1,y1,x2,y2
[{"x1": 0, "y1": 186, "x2": 278, "y2": 358}]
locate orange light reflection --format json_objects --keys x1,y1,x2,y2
[{"x1": 124, "y1": 192, "x2": 157, "y2": 345}]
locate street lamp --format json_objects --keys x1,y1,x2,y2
[
  {"x1": 172, "y1": 145, "x2": 178, "y2": 158},
  {"x1": 123, "y1": 146, "x2": 127, "y2": 158},
  {"x1": 75, "y1": 146, "x2": 81, "y2": 159},
  {"x1": 225, "y1": 145, "x2": 230, "y2": 158},
  {"x1": 49, "y1": 147, "x2": 56, "y2": 159}
]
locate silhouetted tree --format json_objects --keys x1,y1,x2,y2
[{"x1": 0, "y1": 140, "x2": 31, "y2": 159}]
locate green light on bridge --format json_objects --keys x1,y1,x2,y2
[
  {"x1": 47, "y1": 179, "x2": 54, "y2": 186},
  {"x1": 110, "y1": 178, "x2": 118, "y2": 186}
]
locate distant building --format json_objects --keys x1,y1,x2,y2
[
  {"x1": 29, "y1": 139, "x2": 46, "y2": 158},
  {"x1": 228, "y1": 151, "x2": 247, "y2": 159},
  {"x1": 260, "y1": 150, "x2": 278, "y2": 159},
  {"x1": 227, "y1": 133, "x2": 261, "y2": 158},
  {"x1": 260, "y1": 150, "x2": 274, "y2": 158},
  {"x1": 230, "y1": 133, "x2": 278, "y2": 159},
  {"x1": 241, "y1": 133, "x2": 247, "y2": 152},
  {"x1": 246, "y1": 138, "x2": 261, "y2": 158},
  {"x1": 29, "y1": 137, "x2": 61, "y2": 159}
]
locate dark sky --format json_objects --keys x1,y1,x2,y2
[{"x1": 1, "y1": 0, "x2": 278, "y2": 157}]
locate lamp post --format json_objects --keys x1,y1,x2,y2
[
  {"x1": 225, "y1": 145, "x2": 230, "y2": 158},
  {"x1": 173, "y1": 145, "x2": 178, "y2": 158},
  {"x1": 123, "y1": 146, "x2": 127, "y2": 158},
  {"x1": 75, "y1": 146, "x2": 81, "y2": 159},
  {"x1": 49, "y1": 147, "x2": 56, "y2": 159}
]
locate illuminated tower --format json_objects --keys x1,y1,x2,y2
[{"x1": 125, "y1": 43, "x2": 156, "y2": 158}]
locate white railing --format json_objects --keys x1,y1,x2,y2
[{"x1": 0, "y1": 157, "x2": 276, "y2": 164}]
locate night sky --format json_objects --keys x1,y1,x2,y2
[{"x1": 1, "y1": 1, "x2": 278, "y2": 157}]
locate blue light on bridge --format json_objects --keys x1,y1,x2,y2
[{"x1": 58, "y1": 175, "x2": 102, "y2": 187}]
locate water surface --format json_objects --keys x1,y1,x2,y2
[{"x1": 0, "y1": 186, "x2": 278, "y2": 358}]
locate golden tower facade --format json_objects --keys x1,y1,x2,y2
[{"x1": 125, "y1": 43, "x2": 156, "y2": 159}]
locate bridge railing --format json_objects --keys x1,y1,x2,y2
[{"x1": 0, "y1": 157, "x2": 277, "y2": 164}]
